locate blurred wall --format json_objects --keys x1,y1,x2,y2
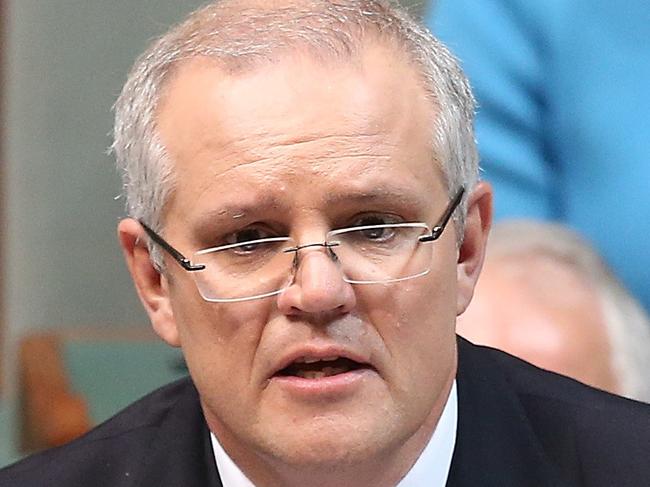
[
  {"x1": 1, "y1": 0, "x2": 208, "y2": 464},
  {"x1": 4, "y1": 0, "x2": 210, "y2": 340}
]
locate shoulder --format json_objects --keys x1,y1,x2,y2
[
  {"x1": 0, "y1": 377, "x2": 197, "y2": 487},
  {"x1": 462, "y1": 340, "x2": 650, "y2": 484},
  {"x1": 480, "y1": 339, "x2": 650, "y2": 423}
]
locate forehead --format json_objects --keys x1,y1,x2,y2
[{"x1": 156, "y1": 42, "x2": 443, "y2": 224}]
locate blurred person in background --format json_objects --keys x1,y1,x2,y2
[
  {"x1": 427, "y1": 0, "x2": 650, "y2": 314},
  {"x1": 459, "y1": 220, "x2": 650, "y2": 403}
]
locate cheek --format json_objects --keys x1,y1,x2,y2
[
  {"x1": 168, "y1": 279, "x2": 271, "y2": 396},
  {"x1": 362, "y1": 263, "x2": 458, "y2": 380},
  {"x1": 354, "y1": 270, "x2": 457, "y2": 433},
  {"x1": 374, "y1": 260, "x2": 457, "y2": 330}
]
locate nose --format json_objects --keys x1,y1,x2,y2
[{"x1": 276, "y1": 243, "x2": 356, "y2": 317}]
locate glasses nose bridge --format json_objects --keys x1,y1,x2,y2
[
  {"x1": 287, "y1": 240, "x2": 340, "y2": 270},
  {"x1": 280, "y1": 239, "x2": 351, "y2": 310}
]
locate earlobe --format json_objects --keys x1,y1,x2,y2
[
  {"x1": 456, "y1": 182, "x2": 492, "y2": 316},
  {"x1": 117, "y1": 218, "x2": 181, "y2": 347}
]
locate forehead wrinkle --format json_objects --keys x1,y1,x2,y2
[
  {"x1": 247, "y1": 108, "x2": 412, "y2": 158},
  {"x1": 233, "y1": 125, "x2": 395, "y2": 158},
  {"x1": 185, "y1": 125, "x2": 392, "y2": 174},
  {"x1": 263, "y1": 131, "x2": 385, "y2": 147},
  {"x1": 192, "y1": 136, "x2": 398, "y2": 190},
  {"x1": 268, "y1": 135, "x2": 391, "y2": 165}
]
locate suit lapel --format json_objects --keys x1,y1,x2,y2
[
  {"x1": 133, "y1": 381, "x2": 223, "y2": 487},
  {"x1": 446, "y1": 339, "x2": 570, "y2": 487}
]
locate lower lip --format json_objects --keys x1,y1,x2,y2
[{"x1": 269, "y1": 368, "x2": 377, "y2": 398}]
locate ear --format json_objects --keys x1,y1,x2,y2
[
  {"x1": 456, "y1": 181, "x2": 492, "y2": 316},
  {"x1": 117, "y1": 218, "x2": 181, "y2": 347}
]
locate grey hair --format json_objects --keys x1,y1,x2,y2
[
  {"x1": 112, "y1": 0, "x2": 478, "y2": 265},
  {"x1": 487, "y1": 220, "x2": 650, "y2": 403}
]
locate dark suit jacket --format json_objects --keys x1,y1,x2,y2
[{"x1": 1, "y1": 338, "x2": 649, "y2": 486}]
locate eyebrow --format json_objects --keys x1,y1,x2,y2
[
  {"x1": 323, "y1": 186, "x2": 429, "y2": 209},
  {"x1": 190, "y1": 184, "x2": 432, "y2": 231},
  {"x1": 191, "y1": 195, "x2": 287, "y2": 229}
]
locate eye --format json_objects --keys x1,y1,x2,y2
[
  {"x1": 347, "y1": 214, "x2": 403, "y2": 242},
  {"x1": 198, "y1": 225, "x2": 288, "y2": 272},
  {"x1": 226, "y1": 227, "x2": 273, "y2": 245},
  {"x1": 220, "y1": 226, "x2": 283, "y2": 255},
  {"x1": 360, "y1": 226, "x2": 393, "y2": 241}
]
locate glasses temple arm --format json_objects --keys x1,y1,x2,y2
[
  {"x1": 419, "y1": 186, "x2": 465, "y2": 242},
  {"x1": 139, "y1": 221, "x2": 206, "y2": 271}
]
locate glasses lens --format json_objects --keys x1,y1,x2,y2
[
  {"x1": 328, "y1": 224, "x2": 432, "y2": 284},
  {"x1": 190, "y1": 237, "x2": 295, "y2": 302}
]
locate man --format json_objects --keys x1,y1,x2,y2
[
  {"x1": 1, "y1": 1, "x2": 649, "y2": 486},
  {"x1": 458, "y1": 220, "x2": 650, "y2": 403}
]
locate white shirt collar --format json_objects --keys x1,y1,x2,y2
[
  {"x1": 211, "y1": 380, "x2": 458, "y2": 487},
  {"x1": 210, "y1": 430, "x2": 256, "y2": 487}
]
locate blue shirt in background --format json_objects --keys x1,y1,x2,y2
[{"x1": 427, "y1": 0, "x2": 650, "y2": 312}]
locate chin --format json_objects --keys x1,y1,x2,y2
[
  {"x1": 268, "y1": 435, "x2": 381, "y2": 469},
  {"x1": 257, "y1": 412, "x2": 409, "y2": 469}
]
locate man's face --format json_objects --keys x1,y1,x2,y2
[{"x1": 128, "y1": 42, "x2": 486, "y2": 474}]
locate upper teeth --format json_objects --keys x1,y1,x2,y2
[{"x1": 299, "y1": 355, "x2": 339, "y2": 364}]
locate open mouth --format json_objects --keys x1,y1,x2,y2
[{"x1": 276, "y1": 357, "x2": 367, "y2": 379}]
